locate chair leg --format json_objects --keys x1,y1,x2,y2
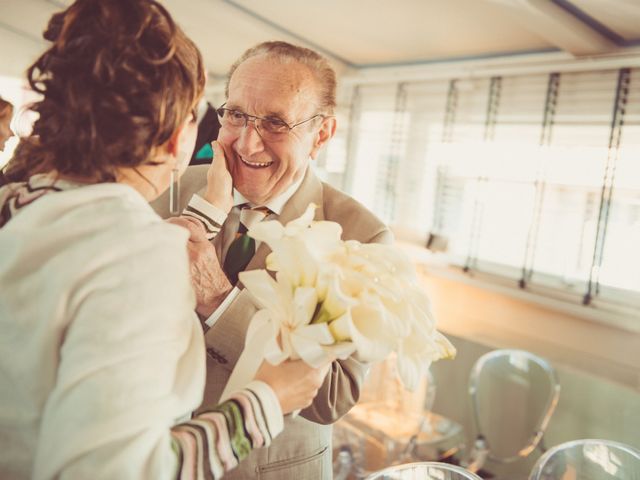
[{"x1": 333, "y1": 446, "x2": 354, "y2": 480}]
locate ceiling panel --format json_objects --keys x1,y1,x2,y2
[
  {"x1": 162, "y1": 0, "x2": 309, "y2": 78},
  {"x1": 228, "y1": 0, "x2": 553, "y2": 66},
  {"x1": 0, "y1": 0, "x2": 59, "y2": 41},
  {"x1": 0, "y1": 0, "x2": 637, "y2": 84},
  {"x1": 0, "y1": 28, "x2": 44, "y2": 78},
  {"x1": 568, "y1": 0, "x2": 640, "y2": 42},
  {"x1": 0, "y1": 0, "x2": 54, "y2": 77}
]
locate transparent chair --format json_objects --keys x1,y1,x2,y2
[
  {"x1": 333, "y1": 356, "x2": 439, "y2": 479},
  {"x1": 366, "y1": 461, "x2": 483, "y2": 479},
  {"x1": 465, "y1": 349, "x2": 560, "y2": 473},
  {"x1": 528, "y1": 439, "x2": 640, "y2": 480}
]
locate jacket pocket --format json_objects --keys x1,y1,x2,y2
[{"x1": 258, "y1": 446, "x2": 329, "y2": 480}]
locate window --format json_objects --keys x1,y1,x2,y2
[
  {"x1": 337, "y1": 67, "x2": 640, "y2": 316},
  {"x1": 0, "y1": 75, "x2": 31, "y2": 169}
]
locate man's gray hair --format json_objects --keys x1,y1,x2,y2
[{"x1": 225, "y1": 41, "x2": 337, "y2": 114}]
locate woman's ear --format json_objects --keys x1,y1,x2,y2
[
  {"x1": 310, "y1": 116, "x2": 337, "y2": 160},
  {"x1": 165, "y1": 124, "x2": 184, "y2": 158}
]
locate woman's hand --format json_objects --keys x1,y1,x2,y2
[
  {"x1": 203, "y1": 141, "x2": 233, "y2": 214},
  {"x1": 165, "y1": 216, "x2": 232, "y2": 317},
  {"x1": 254, "y1": 359, "x2": 331, "y2": 415}
]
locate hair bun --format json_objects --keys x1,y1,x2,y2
[{"x1": 6, "y1": 0, "x2": 204, "y2": 183}]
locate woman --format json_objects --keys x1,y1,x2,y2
[{"x1": 0, "y1": 1, "x2": 328, "y2": 479}]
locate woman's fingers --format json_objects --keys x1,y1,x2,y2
[
  {"x1": 203, "y1": 141, "x2": 233, "y2": 213},
  {"x1": 165, "y1": 216, "x2": 207, "y2": 241},
  {"x1": 254, "y1": 359, "x2": 332, "y2": 414}
]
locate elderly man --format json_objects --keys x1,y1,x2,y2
[{"x1": 154, "y1": 41, "x2": 392, "y2": 478}]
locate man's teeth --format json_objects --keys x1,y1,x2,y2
[{"x1": 241, "y1": 157, "x2": 273, "y2": 168}]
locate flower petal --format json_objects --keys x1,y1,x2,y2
[
  {"x1": 328, "y1": 313, "x2": 351, "y2": 341},
  {"x1": 348, "y1": 303, "x2": 395, "y2": 362},
  {"x1": 292, "y1": 286, "x2": 318, "y2": 328},
  {"x1": 285, "y1": 203, "x2": 317, "y2": 233},
  {"x1": 314, "y1": 275, "x2": 357, "y2": 324},
  {"x1": 302, "y1": 221, "x2": 343, "y2": 258},
  {"x1": 324, "y1": 341, "x2": 357, "y2": 360},
  {"x1": 290, "y1": 325, "x2": 334, "y2": 368},
  {"x1": 239, "y1": 270, "x2": 288, "y2": 318},
  {"x1": 248, "y1": 220, "x2": 285, "y2": 245}
]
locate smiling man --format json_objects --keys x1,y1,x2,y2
[{"x1": 155, "y1": 41, "x2": 393, "y2": 479}]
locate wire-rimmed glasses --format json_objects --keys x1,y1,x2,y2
[{"x1": 216, "y1": 103, "x2": 329, "y2": 142}]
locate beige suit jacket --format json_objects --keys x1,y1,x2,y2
[{"x1": 152, "y1": 165, "x2": 392, "y2": 479}]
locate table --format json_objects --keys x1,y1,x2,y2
[{"x1": 333, "y1": 402, "x2": 466, "y2": 477}]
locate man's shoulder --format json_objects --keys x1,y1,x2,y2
[{"x1": 319, "y1": 181, "x2": 391, "y2": 244}]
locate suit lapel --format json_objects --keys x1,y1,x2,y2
[{"x1": 244, "y1": 168, "x2": 325, "y2": 273}]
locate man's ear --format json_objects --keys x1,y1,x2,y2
[{"x1": 310, "y1": 116, "x2": 337, "y2": 160}]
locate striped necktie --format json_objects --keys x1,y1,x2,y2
[{"x1": 223, "y1": 204, "x2": 271, "y2": 285}]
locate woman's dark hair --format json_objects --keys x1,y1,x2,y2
[{"x1": 4, "y1": 0, "x2": 205, "y2": 182}]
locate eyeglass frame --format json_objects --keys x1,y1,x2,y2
[{"x1": 215, "y1": 103, "x2": 331, "y2": 138}]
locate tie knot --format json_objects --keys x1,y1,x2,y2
[
  {"x1": 238, "y1": 204, "x2": 272, "y2": 232},
  {"x1": 239, "y1": 203, "x2": 271, "y2": 215}
]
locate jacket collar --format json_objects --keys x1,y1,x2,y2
[{"x1": 244, "y1": 166, "x2": 324, "y2": 274}]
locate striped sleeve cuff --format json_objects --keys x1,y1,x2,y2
[
  {"x1": 242, "y1": 380, "x2": 284, "y2": 441},
  {"x1": 182, "y1": 194, "x2": 228, "y2": 240},
  {"x1": 170, "y1": 383, "x2": 283, "y2": 479}
]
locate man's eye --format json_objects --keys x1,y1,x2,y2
[
  {"x1": 264, "y1": 118, "x2": 288, "y2": 131},
  {"x1": 230, "y1": 111, "x2": 245, "y2": 120}
]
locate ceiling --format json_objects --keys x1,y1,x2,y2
[{"x1": 1, "y1": 0, "x2": 639, "y2": 84}]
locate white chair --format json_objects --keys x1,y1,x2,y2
[
  {"x1": 528, "y1": 438, "x2": 640, "y2": 480},
  {"x1": 365, "y1": 461, "x2": 483, "y2": 479},
  {"x1": 465, "y1": 349, "x2": 560, "y2": 474}
]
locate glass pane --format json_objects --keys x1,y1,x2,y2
[
  {"x1": 528, "y1": 70, "x2": 618, "y2": 292},
  {"x1": 347, "y1": 84, "x2": 397, "y2": 220},
  {"x1": 597, "y1": 68, "x2": 640, "y2": 299}
]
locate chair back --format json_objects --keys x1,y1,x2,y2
[
  {"x1": 528, "y1": 438, "x2": 640, "y2": 480},
  {"x1": 366, "y1": 461, "x2": 483, "y2": 479},
  {"x1": 469, "y1": 349, "x2": 560, "y2": 463}
]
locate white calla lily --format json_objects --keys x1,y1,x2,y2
[
  {"x1": 248, "y1": 220, "x2": 285, "y2": 245},
  {"x1": 289, "y1": 323, "x2": 335, "y2": 368},
  {"x1": 238, "y1": 270, "x2": 288, "y2": 318},
  {"x1": 285, "y1": 202, "x2": 317, "y2": 232},
  {"x1": 313, "y1": 272, "x2": 358, "y2": 324},
  {"x1": 396, "y1": 325, "x2": 456, "y2": 391},
  {"x1": 332, "y1": 299, "x2": 396, "y2": 362},
  {"x1": 292, "y1": 286, "x2": 318, "y2": 327}
]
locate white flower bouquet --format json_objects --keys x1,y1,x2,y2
[{"x1": 221, "y1": 204, "x2": 455, "y2": 400}]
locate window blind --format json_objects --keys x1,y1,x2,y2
[{"x1": 331, "y1": 66, "x2": 640, "y2": 315}]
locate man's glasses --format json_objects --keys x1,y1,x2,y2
[{"x1": 216, "y1": 103, "x2": 329, "y2": 141}]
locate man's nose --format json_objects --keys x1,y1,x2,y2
[{"x1": 235, "y1": 119, "x2": 265, "y2": 156}]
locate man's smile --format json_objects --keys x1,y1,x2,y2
[{"x1": 239, "y1": 156, "x2": 274, "y2": 169}]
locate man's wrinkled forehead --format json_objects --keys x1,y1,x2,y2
[{"x1": 227, "y1": 55, "x2": 319, "y2": 114}]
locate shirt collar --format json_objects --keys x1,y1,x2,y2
[{"x1": 233, "y1": 162, "x2": 309, "y2": 215}]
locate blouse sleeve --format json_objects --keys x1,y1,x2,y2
[{"x1": 181, "y1": 194, "x2": 229, "y2": 241}]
